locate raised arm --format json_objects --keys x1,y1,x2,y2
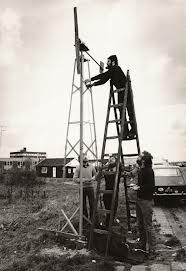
[
  {"x1": 85, "y1": 70, "x2": 111, "y2": 88},
  {"x1": 91, "y1": 70, "x2": 111, "y2": 86}
]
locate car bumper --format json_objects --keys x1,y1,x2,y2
[
  {"x1": 154, "y1": 192, "x2": 186, "y2": 196},
  {"x1": 153, "y1": 193, "x2": 186, "y2": 200}
]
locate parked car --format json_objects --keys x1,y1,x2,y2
[{"x1": 153, "y1": 165, "x2": 186, "y2": 202}]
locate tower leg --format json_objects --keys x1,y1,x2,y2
[{"x1": 62, "y1": 53, "x2": 99, "y2": 240}]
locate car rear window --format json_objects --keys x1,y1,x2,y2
[{"x1": 154, "y1": 168, "x2": 181, "y2": 177}]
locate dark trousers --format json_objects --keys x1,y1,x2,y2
[
  {"x1": 83, "y1": 187, "x2": 95, "y2": 220},
  {"x1": 119, "y1": 108, "x2": 129, "y2": 135},
  {"x1": 103, "y1": 193, "x2": 118, "y2": 227},
  {"x1": 136, "y1": 198, "x2": 156, "y2": 250},
  {"x1": 118, "y1": 91, "x2": 135, "y2": 132}
]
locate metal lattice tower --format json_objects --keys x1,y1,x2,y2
[
  {"x1": 63, "y1": 56, "x2": 98, "y2": 169},
  {"x1": 38, "y1": 7, "x2": 102, "y2": 243},
  {"x1": 62, "y1": 7, "x2": 100, "y2": 239}
]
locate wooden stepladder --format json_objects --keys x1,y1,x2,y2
[{"x1": 88, "y1": 70, "x2": 140, "y2": 256}]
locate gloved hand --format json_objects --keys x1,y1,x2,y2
[
  {"x1": 84, "y1": 79, "x2": 91, "y2": 84},
  {"x1": 87, "y1": 83, "x2": 95, "y2": 89},
  {"x1": 132, "y1": 185, "x2": 140, "y2": 191},
  {"x1": 85, "y1": 79, "x2": 95, "y2": 88}
]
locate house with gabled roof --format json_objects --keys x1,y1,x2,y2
[{"x1": 36, "y1": 158, "x2": 78, "y2": 179}]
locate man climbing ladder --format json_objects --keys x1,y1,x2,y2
[
  {"x1": 87, "y1": 61, "x2": 140, "y2": 256},
  {"x1": 85, "y1": 55, "x2": 135, "y2": 139}
]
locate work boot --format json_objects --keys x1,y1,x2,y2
[
  {"x1": 134, "y1": 239, "x2": 146, "y2": 251},
  {"x1": 122, "y1": 125, "x2": 130, "y2": 140},
  {"x1": 128, "y1": 128, "x2": 136, "y2": 139},
  {"x1": 135, "y1": 244, "x2": 146, "y2": 252},
  {"x1": 122, "y1": 135, "x2": 129, "y2": 140}
]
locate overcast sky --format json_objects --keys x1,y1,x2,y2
[{"x1": 0, "y1": 0, "x2": 185, "y2": 161}]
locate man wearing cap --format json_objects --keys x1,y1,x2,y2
[
  {"x1": 85, "y1": 55, "x2": 135, "y2": 138},
  {"x1": 73, "y1": 155, "x2": 96, "y2": 223}
]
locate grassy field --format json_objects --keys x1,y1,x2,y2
[
  {"x1": 1, "y1": 176, "x2": 182, "y2": 270},
  {"x1": 0, "y1": 179, "x2": 133, "y2": 271}
]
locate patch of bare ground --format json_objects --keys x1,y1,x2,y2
[{"x1": 152, "y1": 201, "x2": 186, "y2": 264}]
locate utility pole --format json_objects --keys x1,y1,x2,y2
[{"x1": 0, "y1": 125, "x2": 6, "y2": 150}]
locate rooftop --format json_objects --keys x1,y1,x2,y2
[{"x1": 37, "y1": 158, "x2": 74, "y2": 167}]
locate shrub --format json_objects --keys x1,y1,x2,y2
[
  {"x1": 0, "y1": 172, "x2": 5, "y2": 183},
  {"x1": 5, "y1": 169, "x2": 38, "y2": 187}
]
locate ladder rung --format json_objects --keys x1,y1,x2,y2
[
  {"x1": 108, "y1": 119, "x2": 121, "y2": 123},
  {"x1": 104, "y1": 153, "x2": 118, "y2": 157},
  {"x1": 97, "y1": 208, "x2": 111, "y2": 214},
  {"x1": 122, "y1": 137, "x2": 136, "y2": 141},
  {"x1": 123, "y1": 154, "x2": 138, "y2": 157},
  {"x1": 99, "y1": 189, "x2": 113, "y2": 194},
  {"x1": 108, "y1": 120, "x2": 135, "y2": 124},
  {"x1": 126, "y1": 120, "x2": 135, "y2": 124},
  {"x1": 93, "y1": 228, "x2": 109, "y2": 235},
  {"x1": 106, "y1": 136, "x2": 119, "y2": 140},
  {"x1": 129, "y1": 200, "x2": 136, "y2": 204},
  {"x1": 112, "y1": 88, "x2": 125, "y2": 93},
  {"x1": 110, "y1": 103, "x2": 123, "y2": 108}
]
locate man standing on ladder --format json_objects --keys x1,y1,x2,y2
[{"x1": 85, "y1": 55, "x2": 135, "y2": 139}]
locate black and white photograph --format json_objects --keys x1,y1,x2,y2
[{"x1": 0, "y1": 1, "x2": 186, "y2": 270}]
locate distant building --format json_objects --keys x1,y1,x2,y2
[
  {"x1": 0, "y1": 157, "x2": 39, "y2": 171},
  {"x1": 10, "y1": 147, "x2": 46, "y2": 160},
  {"x1": 0, "y1": 147, "x2": 47, "y2": 172},
  {"x1": 36, "y1": 158, "x2": 79, "y2": 179}
]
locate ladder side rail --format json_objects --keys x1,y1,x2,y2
[
  {"x1": 125, "y1": 71, "x2": 140, "y2": 231},
  {"x1": 111, "y1": 89, "x2": 124, "y2": 165},
  {"x1": 111, "y1": 83, "x2": 131, "y2": 233},
  {"x1": 88, "y1": 87, "x2": 113, "y2": 250},
  {"x1": 122, "y1": 73, "x2": 134, "y2": 232},
  {"x1": 124, "y1": 176, "x2": 131, "y2": 231},
  {"x1": 127, "y1": 70, "x2": 140, "y2": 154},
  {"x1": 112, "y1": 89, "x2": 131, "y2": 234},
  {"x1": 105, "y1": 84, "x2": 129, "y2": 255}
]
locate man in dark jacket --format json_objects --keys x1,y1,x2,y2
[
  {"x1": 133, "y1": 151, "x2": 156, "y2": 256},
  {"x1": 85, "y1": 55, "x2": 135, "y2": 138}
]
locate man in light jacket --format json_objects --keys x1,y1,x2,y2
[{"x1": 73, "y1": 155, "x2": 96, "y2": 221}]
